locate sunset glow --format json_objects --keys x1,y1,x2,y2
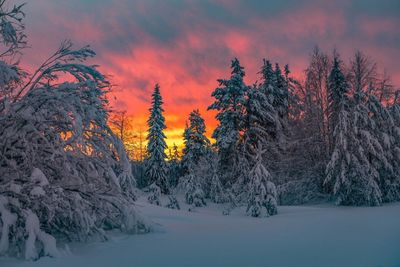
[{"x1": 23, "y1": 0, "x2": 400, "y2": 150}]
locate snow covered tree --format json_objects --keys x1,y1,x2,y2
[
  {"x1": 327, "y1": 53, "x2": 349, "y2": 154},
  {"x1": 256, "y1": 59, "x2": 294, "y2": 183},
  {"x1": 0, "y1": 47, "x2": 149, "y2": 259},
  {"x1": 324, "y1": 106, "x2": 383, "y2": 206},
  {"x1": 167, "y1": 143, "x2": 181, "y2": 188},
  {"x1": 246, "y1": 143, "x2": 278, "y2": 217},
  {"x1": 182, "y1": 172, "x2": 206, "y2": 207},
  {"x1": 181, "y1": 109, "x2": 210, "y2": 171},
  {"x1": 247, "y1": 60, "x2": 289, "y2": 152},
  {"x1": 259, "y1": 59, "x2": 289, "y2": 124},
  {"x1": 209, "y1": 167, "x2": 228, "y2": 204},
  {"x1": 0, "y1": 2, "x2": 149, "y2": 260},
  {"x1": 388, "y1": 100, "x2": 400, "y2": 200},
  {"x1": 208, "y1": 58, "x2": 249, "y2": 183},
  {"x1": 325, "y1": 57, "x2": 383, "y2": 206},
  {"x1": 145, "y1": 84, "x2": 169, "y2": 193},
  {"x1": 366, "y1": 91, "x2": 400, "y2": 202},
  {"x1": 274, "y1": 63, "x2": 289, "y2": 121}
]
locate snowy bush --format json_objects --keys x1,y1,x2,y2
[
  {"x1": 179, "y1": 174, "x2": 206, "y2": 207},
  {"x1": 147, "y1": 183, "x2": 161, "y2": 206},
  {"x1": 277, "y1": 178, "x2": 329, "y2": 205},
  {"x1": 165, "y1": 196, "x2": 180, "y2": 210},
  {"x1": 209, "y1": 171, "x2": 228, "y2": 204}
]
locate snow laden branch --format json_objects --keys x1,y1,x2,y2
[
  {"x1": 0, "y1": 1, "x2": 26, "y2": 58},
  {"x1": 15, "y1": 40, "x2": 107, "y2": 101}
]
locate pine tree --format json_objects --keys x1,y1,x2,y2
[
  {"x1": 251, "y1": 60, "x2": 292, "y2": 189},
  {"x1": 325, "y1": 57, "x2": 383, "y2": 206},
  {"x1": 325, "y1": 105, "x2": 383, "y2": 206},
  {"x1": 246, "y1": 143, "x2": 278, "y2": 217},
  {"x1": 208, "y1": 58, "x2": 249, "y2": 183},
  {"x1": 254, "y1": 59, "x2": 290, "y2": 146},
  {"x1": 389, "y1": 99, "x2": 400, "y2": 199},
  {"x1": 209, "y1": 168, "x2": 228, "y2": 203},
  {"x1": 274, "y1": 63, "x2": 289, "y2": 120},
  {"x1": 183, "y1": 172, "x2": 206, "y2": 207},
  {"x1": 327, "y1": 53, "x2": 348, "y2": 154},
  {"x1": 181, "y1": 122, "x2": 192, "y2": 171},
  {"x1": 182, "y1": 109, "x2": 210, "y2": 170},
  {"x1": 259, "y1": 59, "x2": 276, "y2": 90},
  {"x1": 168, "y1": 143, "x2": 181, "y2": 188},
  {"x1": 146, "y1": 84, "x2": 169, "y2": 193},
  {"x1": 259, "y1": 60, "x2": 289, "y2": 121},
  {"x1": 366, "y1": 89, "x2": 400, "y2": 202}
]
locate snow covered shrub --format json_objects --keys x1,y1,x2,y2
[
  {"x1": 277, "y1": 178, "x2": 329, "y2": 205},
  {"x1": 246, "y1": 147, "x2": 278, "y2": 217},
  {"x1": 180, "y1": 174, "x2": 206, "y2": 207},
  {"x1": 147, "y1": 183, "x2": 161, "y2": 206},
  {"x1": 190, "y1": 188, "x2": 206, "y2": 208},
  {"x1": 209, "y1": 171, "x2": 228, "y2": 204},
  {"x1": 165, "y1": 196, "x2": 180, "y2": 210}
]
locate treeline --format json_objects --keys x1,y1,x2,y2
[{"x1": 134, "y1": 47, "x2": 400, "y2": 211}]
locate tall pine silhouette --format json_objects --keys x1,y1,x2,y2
[{"x1": 146, "y1": 84, "x2": 169, "y2": 193}]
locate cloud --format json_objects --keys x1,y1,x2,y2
[{"x1": 21, "y1": 0, "x2": 400, "y2": 146}]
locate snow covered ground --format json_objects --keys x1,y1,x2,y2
[{"x1": 1, "y1": 200, "x2": 400, "y2": 267}]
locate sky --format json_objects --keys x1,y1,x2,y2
[{"x1": 21, "y1": 0, "x2": 400, "y2": 148}]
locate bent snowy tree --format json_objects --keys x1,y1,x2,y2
[{"x1": 0, "y1": 2, "x2": 149, "y2": 260}]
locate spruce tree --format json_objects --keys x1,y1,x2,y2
[
  {"x1": 184, "y1": 172, "x2": 206, "y2": 207},
  {"x1": 259, "y1": 59, "x2": 276, "y2": 90},
  {"x1": 325, "y1": 104, "x2": 383, "y2": 206},
  {"x1": 209, "y1": 169, "x2": 228, "y2": 203},
  {"x1": 208, "y1": 58, "x2": 249, "y2": 183},
  {"x1": 146, "y1": 84, "x2": 169, "y2": 193},
  {"x1": 366, "y1": 90, "x2": 400, "y2": 202},
  {"x1": 327, "y1": 53, "x2": 348, "y2": 153},
  {"x1": 389, "y1": 99, "x2": 400, "y2": 199},
  {"x1": 274, "y1": 63, "x2": 289, "y2": 120},
  {"x1": 247, "y1": 143, "x2": 278, "y2": 217},
  {"x1": 324, "y1": 56, "x2": 383, "y2": 206},
  {"x1": 182, "y1": 109, "x2": 211, "y2": 169},
  {"x1": 168, "y1": 143, "x2": 181, "y2": 188}
]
